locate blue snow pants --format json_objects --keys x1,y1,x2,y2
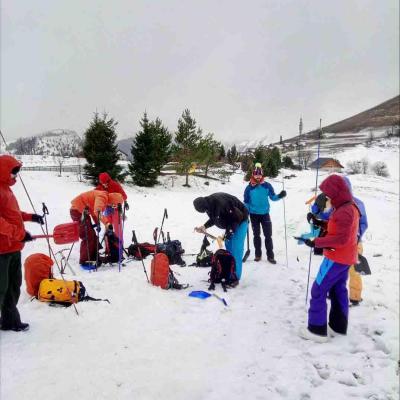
[
  {"x1": 308, "y1": 257, "x2": 350, "y2": 336},
  {"x1": 225, "y1": 220, "x2": 248, "y2": 280}
]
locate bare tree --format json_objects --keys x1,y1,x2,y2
[
  {"x1": 346, "y1": 160, "x2": 362, "y2": 175},
  {"x1": 360, "y1": 157, "x2": 369, "y2": 174},
  {"x1": 372, "y1": 161, "x2": 389, "y2": 177}
]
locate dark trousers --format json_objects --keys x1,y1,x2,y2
[
  {"x1": 0, "y1": 251, "x2": 22, "y2": 327},
  {"x1": 70, "y1": 209, "x2": 97, "y2": 264},
  {"x1": 250, "y1": 213, "x2": 274, "y2": 259}
]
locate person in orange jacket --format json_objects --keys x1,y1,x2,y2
[
  {"x1": 70, "y1": 190, "x2": 109, "y2": 264},
  {"x1": 0, "y1": 155, "x2": 44, "y2": 332},
  {"x1": 96, "y1": 172, "x2": 129, "y2": 210}
]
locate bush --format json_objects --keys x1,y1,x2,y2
[
  {"x1": 372, "y1": 161, "x2": 389, "y2": 177},
  {"x1": 346, "y1": 160, "x2": 362, "y2": 175}
]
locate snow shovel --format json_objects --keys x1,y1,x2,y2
[
  {"x1": 242, "y1": 227, "x2": 250, "y2": 262},
  {"x1": 188, "y1": 290, "x2": 228, "y2": 306},
  {"x1": 196, "y1": 231, "x2": 224, "y2": 249},
  {"x1": 32, "y1": 222, "x2": 79, "y2": 245}
]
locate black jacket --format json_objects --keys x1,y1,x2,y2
[{"x1": 202, "y1": 193, "x2": 248, "y2": 236}]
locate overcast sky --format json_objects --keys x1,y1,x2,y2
[{"x1": 1, "y1": 0, "x2": 399, "y2": 144}]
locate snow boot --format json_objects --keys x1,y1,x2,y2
[
  {"x1": 254, "y1": 256, "x2": 261, "y2": 262},
  {"x1": 299, "y1": 327, "x2": 328, "y2": 343},
  {"x1": 328, "y1": 326, "x2": 346, "y2": 338},
  {"x1": 1, "y1": 322, "x2": 30, "y2": 332},
  {"x1": 267, "y1": 257, "x2": 277, "y2": 264}
]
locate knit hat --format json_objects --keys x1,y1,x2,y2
[
  {"x1": 193, "y1": 197, "x2": 208, "y2": 213},
  {"x1": 252, "y1": 162, "x2": 263, "y2": 177}
]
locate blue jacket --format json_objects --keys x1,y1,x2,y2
[{"x1": 244, "y1": 182, "x2": 280, "y2": 215}]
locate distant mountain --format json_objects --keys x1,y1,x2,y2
[
  {"x1": 117, "y1": 138, "x2": 133, "y2": 161},
  {"x1": 238, "y1": 95, "x2": 400, "y2": 155},
  {"x1": 6, "y1": 129, "x2": 83, "y2": 157}
]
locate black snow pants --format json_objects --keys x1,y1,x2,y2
[{"x1": 250, "y1": 213, "x2": 274, "y2": 259}]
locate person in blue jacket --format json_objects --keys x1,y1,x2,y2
[{"x1": 243, "y1": 163, "x2": 286, "y2": 264}]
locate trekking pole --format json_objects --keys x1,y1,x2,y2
[
  {"x1": 41, "y1": 202, "x2": 51, "y2": 258},
  {"x1": 0, "y1": 129, "x2": 79, "y2": 315},
  {"x1": 282, "y1": 177, "x2": 288, "y2": 268},
  {"x1": 95, "y1": 211, "x2": 101, "y2": 271},
  {"x1": 157, "y1": 208, "x2": 168, "y2": 243},
  {"x1": 117, "y1": 203, "x2": 123, "y2": 273},
  {"x1": 132, "y1": 230, "x2": 150, "y2": 283},
  {"x1": 82, "y1": 208, "x2": 91, "y2": 266},
  {"x1": 305, "y1": 119, "x2": 322, "y2": 306}
]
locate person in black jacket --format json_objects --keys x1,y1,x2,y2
[{"x1": 193, "y1": 193, "x2": 249, "y2": 280}]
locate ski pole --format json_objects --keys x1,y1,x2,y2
[
  {"x1": 282, "y1": 177, "x2": 288, "y2": 268},
  {"x1": 42, "y1": 202, "x2": 51, "y2": 258},
  {"x1": 117, "y1": 203, "x2": 123, "y2": 273},
  {"x1": 157, "y1": 208, "x2": 168, "y2": 243},
  {"x1": 132, "y1": 230, "x2": 150, "y2": 283},
  {"x1": 305, "y1": 119, "x2": 322, "y2": 305}
]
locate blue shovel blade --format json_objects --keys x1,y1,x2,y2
[{"x1": 189, "y1": 290, "x2": 211, "y2": 299}]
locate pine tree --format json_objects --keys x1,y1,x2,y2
[
  {"x1": 197, "y1": 133, "x2": 220, "y2": 177},
  {"x1": 172, "y1": 109, "x2": 202, "y2": 187},
  {"x1": 83, "y1": 112, "x2": 124, "y2": 185},
  {"x1": 129, "y1": 113, "x2": 171, "y2": 187}
]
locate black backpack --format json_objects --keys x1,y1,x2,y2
[
  {"x1": 127, "y1": 242, "x2": 156, "y2": 260},
  {"x1": 157, "y1": 240, "x2": 186, "y2": 267},
  {"x1": 208, "y1": 249, "x2": 238, "y2": 292}
]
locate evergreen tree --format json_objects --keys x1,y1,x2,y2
[
  {"x1": 282, "y1": 155, "x2": 294, "y2": 168},
  {"x1": 217, "y1": 143, "x2": 226, "y2": 160},
  {"x1": 172, "y1": 109, "x2": 202, "y2": 187},
  {"x1": 198, "y1": 134, "x2": 220, "y2": 177},
  {"x1": 83, "y1": 112, "x2": 124, "y2": 185},
  {"x1": 227, "y1": 144, "x2": 239, "y2": 170},
  {"x1": 129, "y1": 113, "x2": 171, "y2": 187}
]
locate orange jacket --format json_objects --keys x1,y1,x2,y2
[
  {"x1": 0, "y1": 155, "x2": 33, "y2": 254},
  {"x1": 70, "y1": 190, "x2": 108, "y2": 223},
  {"x1": 95, "y1": 172, "x2": 127, "y2": 201}
]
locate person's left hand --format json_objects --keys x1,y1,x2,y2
[
  {"x1": 31, "y1": 214, "x2": 44, "y2": 224},
  {"x1": 278, "y1": 190, "x2": 287, "y2": 199}
]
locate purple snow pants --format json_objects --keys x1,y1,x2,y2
[{"x1": 308, "y1": 257, "x2": 350, "y2": 336}]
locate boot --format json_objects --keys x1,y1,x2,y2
[
  {"x1": 1, "y1": 322, "x2": 30, "y2": 332},
  {"x1": 254, "y1": 256, "x2": 261, "y2": 262},
  {"x1": 267, "y1": 257, "x2": 277, "y2": 264},
  {"x1": 299, "y1": 327, "x2": 328, "y2": 343}
]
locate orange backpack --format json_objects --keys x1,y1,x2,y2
[
  {"x1": 24, "y1": 253, "x2": 54, "y2": 297},
  {"x1": 150, "y1": 253, "x2": 188, "y2": 290}
]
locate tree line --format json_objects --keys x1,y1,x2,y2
[{"x1": 82, "y1": 110, "x2": 292, "y2": 187}]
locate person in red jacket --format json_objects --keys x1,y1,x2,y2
[
  {"x1": 0, "y1": 155, "x2": 44, "y2": 332},
  {"x1": 96, "y1": 172, "x2": 129, "y2": 210},
  {"x1": 299, "y1": 174, "x2": 360, "y2": 343}
]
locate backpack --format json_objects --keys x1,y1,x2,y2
[
  {"x1": 157, "y1": 240, "x2": 186, "y2": 267},
  {"x1": 150, "y1": 253, "x2": 188, "y2": 290},
  {"x1": 38, "y1": 279, "x2": 109, "y2": 306},
  {"x1": 208, "y1": 249, "x2": 238, "y2": 292},
  {"x1": 24, "y1": 253, "x2": 54, "y2": 297},
  {"x1": 195, "y1": 248, "x2": 213, "y2": 267},
  {"x1": 104, "y1": 230, "x2": 123, "y2": 263},
  {"x1": 127, "y1": 242, "x2": 156, "y2": 260}
]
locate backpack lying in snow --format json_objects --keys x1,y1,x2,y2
[
  {"x1": 127, "y1": 242, "x2": 156, "y2": 260},
  {"x1": 208, "y1": 249, "x2": 238, "y2": 292},
  {"x1": 150, "y1": 253, "x2": 188, "y2": 290},
  {"x1": 24, "y1": 253, "x2": 54, "y2": 297},
  {"x1": 38, "y1": 279, "x2": 109, "y2": 306},
  {"x1": 157, "y1": 239, "x2": 186, "y2": 267}
]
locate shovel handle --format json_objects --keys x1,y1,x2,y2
[{"x1": 32, "y1": 234, "x2": 53, "y2": 239}]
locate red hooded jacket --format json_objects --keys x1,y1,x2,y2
[
  {"x1": 95, "y1": 172, "x2": 127, "y2": 201},
  {"x1": 315, "y1": 175, "x2": 360, "y2": 265},
  {"x1": 0, "y1": 155, "x2": 33, "y2": 254}
]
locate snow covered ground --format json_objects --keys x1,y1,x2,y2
[{"x1": 1, "y1": 142, "x2": 399, "y2": 400}]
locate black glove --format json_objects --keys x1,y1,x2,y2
[
  {"x1": 303, "y1": 239, "x2": 315, "y2": 248},
  {"x1": 31, "y1": 214, "x2": 44, "y2": 225},
  {"x1": 278, "y1": 190, "x2": 287, "y2": 199},
  {"x1": 105, "y1": 224, "x2": 114, "y2": 236},
  {"x1": 124, "y1": 201, "x2": 129, "y2": 211},
  {"x1": 307, "y1": 213, "x2": 325, "y2": 228},
  {"x1": 22, "y1": 232, "x2": 33, "y2": 242}
]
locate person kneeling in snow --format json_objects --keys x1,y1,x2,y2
[
  {"x1": 299, "y1": 174, "x2": 360, "y2": 343},
  {"x1": 193, "y1": 193, "x2": 249, "y2": 281}
]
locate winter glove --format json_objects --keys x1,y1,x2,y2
[
  {"x1": 105, "y1": 224, "x2": 114, "y2": 236},
  {"x1": 303, "y1": 239, "x2": 315, "y2": 248},
  {"x1": 124, "y1": 201, "x2": 129, "y2": 211},
  {"x1": 278, "y1": 190, "x2": 287, "y2": 199},
  {"x1": 22, "y1": 232, "x2": 33, "y2": 242},
  {"x1": 31, "y1": 214, "x2": 44, "y2": 225}
]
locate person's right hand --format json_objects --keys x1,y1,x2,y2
[
  {"x1": 22, "y1": 232, "x2": 33, "y2": 242},
  {"x1": 194, "y1": 225, "x2": 206, "y2": 233}
]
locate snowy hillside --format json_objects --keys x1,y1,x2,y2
[
  {"x1": 6, "y1": 129, "x2": 82, "y2": 157},
  {"x1": 1, "y1": 142, "x2": 399, "y2": 400}
]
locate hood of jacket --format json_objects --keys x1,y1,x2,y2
[
  {"x1": 319, "y1": 174, "x2": 352, "y2": 209},
  {"x1": 0, "y1": 155, "x2": 22, "y2": 186},
  {"x1": 99, "y1": 172, "x2": 111, "y2": 184}
]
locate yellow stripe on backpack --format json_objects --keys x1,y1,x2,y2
[{"x1": 38, "y1": 279, "x2": 81, "y2": 304}]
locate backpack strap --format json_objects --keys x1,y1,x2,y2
[{"x1": 81, "y1": 295, "x2": 110, "y2": 303}]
